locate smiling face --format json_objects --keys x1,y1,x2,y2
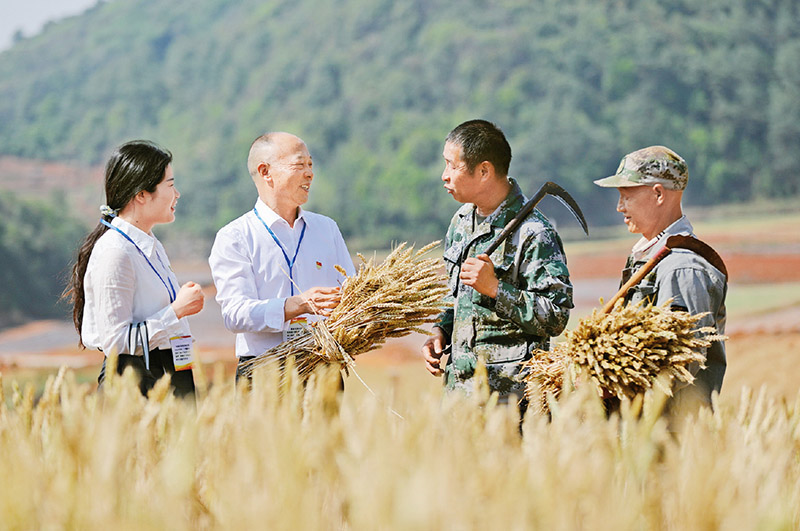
[
  {"x1": 268, "y1": 135, "x2": 314, "y2": 208},
  {"x1": 441, "y1": 140, "x2": 481, "y2": 205},
  {"x1": 142, "y1": 163, "x2": 179, "y2": 227},
  {"x1": 616, "y1": 185, "x2": 659, "y2": 238}
]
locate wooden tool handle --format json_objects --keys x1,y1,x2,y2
[
  {"x1": 483, "y1": 187, "x2": 548, "y2": 257},
  {"x1": 601, "y1": 245, "x2": 672, "y2": 314}
]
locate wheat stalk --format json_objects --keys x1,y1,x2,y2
[
  {"x1": 524, "y1": 299, "x2": 726, "y2": 408},
  {"x1": 522, "y1": 348, "x2": 570, "y2": 414},
  {"x1": 239, "y1": 241, "x2": 450, "y2": 380}
]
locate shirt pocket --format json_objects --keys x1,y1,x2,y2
[
  {"x1": 488, "y1": 238, "x2": 519, "y2": 284},
  {"x1": 473, "y1": 324, "x2": 530, "y2": 364},
  {"x1": 629, "y1": 278, "x2": 657, "y2": 305}
]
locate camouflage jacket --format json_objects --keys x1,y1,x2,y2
[
  {"x1": 621, "y1": 216, "x2": 727, "y2": 406},
  {"x1": 437, "y1": 178, "x2": 573, "y2": 401}
]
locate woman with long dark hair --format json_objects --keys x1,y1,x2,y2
[{"x1": 65, "y1": 140, "x2": 204, "y2": 396}]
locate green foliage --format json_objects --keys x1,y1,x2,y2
[
  {"x1": 0, "y1": 0, "x2": 798, "y2": 247},
  {"x1": 0, "y1": 193, "x2": 86, "y2": 326}
]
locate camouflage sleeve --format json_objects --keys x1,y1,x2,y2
[
  {"x1": 478, "y1": 228, "x2": 572, "y2": 337},
  {"x1": 436, "y1": 217, "x2": 459, "y2": 341},
  {"x1": 436, "y1": 307, "x2": 454, "y2": 340}
]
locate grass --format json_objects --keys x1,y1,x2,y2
[
  {"x1": 1, "y1": 363, "x2": 798, "y2": 529},
  {"x1": 725, "y1": 281, "x2": 800, "y2": 318}
]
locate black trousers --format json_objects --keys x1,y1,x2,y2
[
  {"x1": 235, "y1": 355, "x2": 258, "y2": 384},
  {"x1": 98, "y1": 348, "x2": 195, "y2": 398}
]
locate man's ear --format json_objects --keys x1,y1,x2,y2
[
  {"x1": 257, "y1": 162, "x2": 270, "y2": 182},
  {"x1": 478, "y1": 160, "x2": 494, "y2": 180},
  {"x1": 652, "y1": 183, "x2": 665, "y2": 204}
]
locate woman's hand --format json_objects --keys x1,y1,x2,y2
[{"x1": 171, "y1": 281, "x2": 205, "y2": 318}]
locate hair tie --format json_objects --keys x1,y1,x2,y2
[{"x1": 100, "y1": 205, "x2": 119, "y2": 218}]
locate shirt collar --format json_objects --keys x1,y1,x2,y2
[
  {"x1": 487, "y1": 177, "x2": 525, "y2": 228},
  {"x1": 111, "y1": 216, "x2": 156, "y2": 256},
  {"x1": 630, "y1": 215, "x2": 694, "y2": 262},
  {"x1": 458, "y1": 177, "x2": 525, "y2": 228},
  {"x1": 254, "y1": 199, "x2": 306, "y2": 228}
]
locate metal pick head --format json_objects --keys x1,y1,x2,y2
[{"x1": 541, "y1": 181, "x2": 589, "y2": 235}]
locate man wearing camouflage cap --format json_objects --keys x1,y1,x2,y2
[
  {"x1": 422, "y1": 119, "x2": 573, "y2": 407},
  {"x1": 595, "y1": 145, "x2": 727, "y2": 409}
]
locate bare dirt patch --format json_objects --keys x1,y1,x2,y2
[
  {"x1": 567, "y1": 248, "x2": 800, "y2": 284},
  {"x1": 723, "y1": 331, "x2": 800, "y2": 401},
  {"x1": 724, "y1": 253, "x2": 800, "y2": 283},
  {"x1": 0, "y1": 155, "x2": 103, "y2": 223}
]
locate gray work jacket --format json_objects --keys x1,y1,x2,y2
[{"x1": 622, "y1": 216, "x2": 727, "y2": 405}]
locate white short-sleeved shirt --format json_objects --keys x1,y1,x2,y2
[
  {"x1": 82, "y1": 216, "x2": 191, "y2": 356},
  {"x1": 208, "y1": 199, "x2": 355, "y2": 357}
]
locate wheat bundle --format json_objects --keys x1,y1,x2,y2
[
  {"x1": 524, "y1": 300, "x2": 725, "y2": 405},
  {"x1": 239, "y1": 241, "x2": 450, "y2": 380},
  {"x1": 521, "y1": 348, "x2": 570, "y2": 414}
]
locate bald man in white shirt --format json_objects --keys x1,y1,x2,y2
[{"x1": 209, "y1": 132, "x2": 355, "y2": 378}]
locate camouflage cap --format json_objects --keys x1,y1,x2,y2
[{"x1": 594, "y1": 146, "x2": 688, "y2": 191}]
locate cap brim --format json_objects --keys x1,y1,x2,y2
[{"x1": 593, "y1": 174, "x2": 645, "y2": 188}]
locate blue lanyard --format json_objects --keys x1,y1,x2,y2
[
  {"x1": 253, "y1": 208, "x2": 307, "y2": 296},
  {"x1": 100, "y1": 220, "x2": 177, "y2": 303}
]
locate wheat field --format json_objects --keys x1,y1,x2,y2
[{"x1": 1, "y1": 363, "x2": 798, "y2": 530}]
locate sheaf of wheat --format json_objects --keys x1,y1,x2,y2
[
  {"x1": 239, "y1": 241, "x2": 450, "y2": 379},
  {"x1": 524, "y1": 299, "x2": 725, "y2": 409}
]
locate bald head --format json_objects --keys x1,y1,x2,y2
[
  {"x1": 248, "y1": 132, "x2": 307, "y2": 180},
  {"x1": 247, "y1": 131, "x2": 314, "y2": 224}
]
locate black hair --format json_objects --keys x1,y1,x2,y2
[
  {"x1": 64, "y1": 140, "x2": 173, "y2": 346},
  {"x1": 445, "y1": 119, "x2": 512, "y2": 176}
]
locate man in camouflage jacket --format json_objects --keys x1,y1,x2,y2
[{"x1": 422, "y1": 120, "x2": 573, "y2": 403}]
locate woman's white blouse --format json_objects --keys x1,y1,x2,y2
[{"x1": 81, "y1": 217, "x2": 191, "y2": 356}]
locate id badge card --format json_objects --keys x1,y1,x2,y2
[
  {"x1": 169, "y1": 335, "x2": 194, "y2": 371},
  {"x1": 283, "y1": 317, "x2": 309, "y2": 342}
]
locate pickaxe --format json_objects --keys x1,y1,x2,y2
[
  {"x1": 601, "y1": 234, "x2": 728, "y2": 314},
  {"x1": 461, "y1": 181, "x2": 589, "y2": 264}
]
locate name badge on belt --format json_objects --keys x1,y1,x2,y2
[
  {"x1": 169, "y1": 335, "x2": 194, "y2": 371},
  {"x1": 283, "y1": 317, "x2": 309, "y2": 342}
]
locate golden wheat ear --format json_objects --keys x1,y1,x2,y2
[
  {"x1": 240, "y1": 241, "x2": 450, "y2": 382},
  {"x1": 523, "y1": 300, "x2": 725, "y2": 408}
]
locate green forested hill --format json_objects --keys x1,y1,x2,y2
[
  {"x1": 1, "y1": 0, "x2": 799, "y2": 248},
  {"x1": 0, "y1": 192, "x2": 86, "y2": 326}
]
